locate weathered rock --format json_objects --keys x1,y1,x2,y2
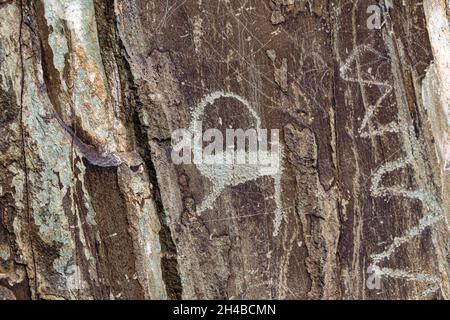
[{"x1": 0, "y1": 0, "x2": 449, "y2": 300}]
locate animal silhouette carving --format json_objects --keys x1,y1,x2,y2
[{"x1": 189, "y1": 91, "x2": 284, "y2": 236}]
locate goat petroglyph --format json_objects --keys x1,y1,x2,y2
[{"x1": 188, "y1": 91, "x2": 285, "y2": 236}]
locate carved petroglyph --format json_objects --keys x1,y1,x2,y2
[
  {"x1": 189, "y1": 91, "x2": 284, "y2": 236},
  {"x1": 339, "y1": 45, "x2": 399, "y2": 138},
  {"x1": 341, "y1": 45, "x2": 446, "y2": 298},
  {"x1": 368, "y1": 212, "x2": 444, "y2": 298}
]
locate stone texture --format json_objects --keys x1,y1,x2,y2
[{"x1": 0, "y1": 0, "x2": 449, "y2": 300}]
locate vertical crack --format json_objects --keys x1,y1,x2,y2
[
  {"x1": 18, "y1": 0, "x2": 38, "y2": 300},
  {"x1": 129, "y1": 86, "x2": 183, "y2": 299},
  {"x1": 105, "y1": 2, "x2": 182, "y2": 299}
]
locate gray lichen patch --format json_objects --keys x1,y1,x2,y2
[
  {"x1": 9, "y1": 16, "x2": 81, "y2": 298},
  {"x1": 42, "y1": 0, "x2": 69, "y2": 79},
  {"x1": 22, "y1": 81, "x2": 77, "y2": 282}
]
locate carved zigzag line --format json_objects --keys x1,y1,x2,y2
[{"x1": 341, "y1": 45, "x2": 445, "y2": 298}]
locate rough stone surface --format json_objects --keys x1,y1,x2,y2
[{"x1": 0, "y1": 0, "x2": 449, "y2": 299}]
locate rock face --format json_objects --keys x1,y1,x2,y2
[{"x1": 0, "y1": 0, "x2": 449, "y2": 300}]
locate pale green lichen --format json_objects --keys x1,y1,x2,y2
[
  {"x1": 42, "y1": 0, "x2": 69, "y2": 85},
  {"x1": 43, "y1": 0, "x2": 115, "y2": 147},
  {"x1": 30, "y1": 1, "x2": 108, "y2": 282},
  {"x1": 22, "y1": 69, "x2": 76, "y2": 277}
]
